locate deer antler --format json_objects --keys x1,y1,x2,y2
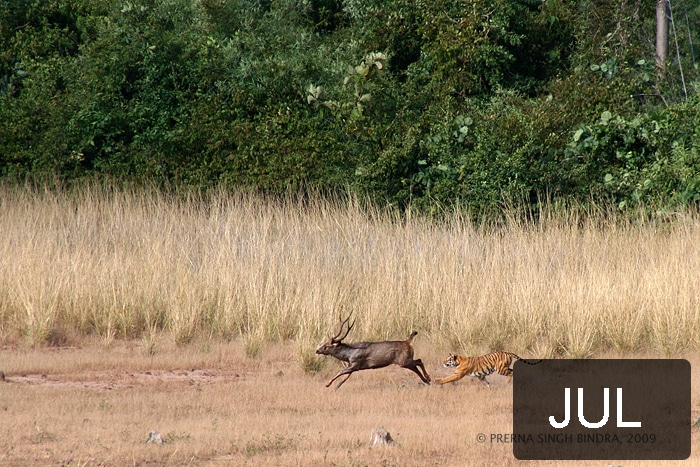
[{"x1": 331, "y1": 315, "x2": 355, "y2": 344}]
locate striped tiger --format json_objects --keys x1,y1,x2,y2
[{"x1": 435, "y1": 351, "x2": 542, "y2": 387}]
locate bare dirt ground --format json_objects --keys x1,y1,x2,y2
[
  {"x1": 1, "y1": 339, "x2": 699, "y2": 466},
  {"x1": 7, "y1": 367, "x2": 241, "y2": 391}
]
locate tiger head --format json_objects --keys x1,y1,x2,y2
[{"x1": 443, "y1": 353, "x2": 460, "y2": 368}]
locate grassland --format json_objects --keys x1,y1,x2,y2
[
  {"x1": 1, "y1": 184, "x2": 699, "y2": 465},
  {"x1": 0, "y1": 184, "x2": 698, "y2": 358},
  {"x1": 1, "y1": 340, "x2": 699, "y2": 466}
]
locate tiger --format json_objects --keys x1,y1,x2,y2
[{"x1": 435, "y1": 351, "x2": 542, "y2": 387}]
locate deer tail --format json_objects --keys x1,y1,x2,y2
[{"x1": 407, "y1": 331, "x2": 418, "y2": 343}]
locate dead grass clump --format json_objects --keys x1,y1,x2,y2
[
  {"x1": 243, "y1": 329, "x2": 265, "y2": 359},
  {"x1": 295, "y1": 334, "x2": 326, "y2": 374}
]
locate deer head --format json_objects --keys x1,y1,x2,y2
[{"x1": 315, "y1": 315, "x2": 355, "y2": 356}]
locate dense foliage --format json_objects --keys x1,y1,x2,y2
[{"x1": 1, "y1": 0, "x2": 699, "y2": 216}]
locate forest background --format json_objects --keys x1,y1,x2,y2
[{"x1": 1, "y1": 0, "x2": 700, "y2": 218}]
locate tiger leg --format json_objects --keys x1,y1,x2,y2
[
  {"x1": 435, "y1": 372, "x2": 466, "y2": 385},
  {"x1": 476, "y1": 375, "x2": 491, "y2": 387},
  {"x1": 504, "y1": 367, "x2": 514, "y2": 385}
]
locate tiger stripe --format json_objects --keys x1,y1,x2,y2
[{"x1": 435, "y1": 351, "x2": 541, "y2": 387}]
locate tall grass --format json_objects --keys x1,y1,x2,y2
[{"x1": 0, "y1": 183, "x2": 698, "y2": 357}]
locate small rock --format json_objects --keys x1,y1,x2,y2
[
  {"x1": 146, "y1": 429, "x2": 165, "y2": 445},
  {"x1": 370, "y1": 426, "x2": 395, "y2": 447}
]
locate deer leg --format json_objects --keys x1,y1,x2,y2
[
  {"x1": 414, "y1": 359, "x2": 431, "y2": 383},
  {"x1": 404, "y1": 365, "x2": 430, "y2": 384},
  {"x1": 325, "y1": 367, "x2": 356, "y2": 388},
  {"x1": 402, "y1": 360, "x2": 430, "y2": 384},
  {"x1": 333, "y1": 373, "x2": 352, "y2": 390}
]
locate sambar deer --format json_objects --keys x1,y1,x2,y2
[{"x1": 315, "y1": 316, "x2": 431, "y2": 389}]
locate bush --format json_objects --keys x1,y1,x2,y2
[
  {"x1": 0, "y1": 0, "x2": 698, "y2": 217},
  {"x1": 562, "y1": 95, "x2": 700, "y2": 209}
]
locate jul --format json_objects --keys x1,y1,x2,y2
[{"x1": 549, "y1": 388, "x2": 642, "y2": 429}]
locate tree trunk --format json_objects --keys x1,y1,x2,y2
[{"x1": 656, "y1": 0, "x2": 669, "y2": 69}]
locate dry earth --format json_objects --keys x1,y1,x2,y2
[{"x1": 1, "y1": 339, "x2": 699, "y2": 466}]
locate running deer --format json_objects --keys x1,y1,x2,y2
[{"x1": 315, "y1": 316, "x2": 431, "y2": 389}]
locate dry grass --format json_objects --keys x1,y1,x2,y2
[
  {"x1": 0, "y1": 183, "x2": 699, "y2": 358},
  {"x1": 0, "y1": 339, "x2": 699, "y2": 466},
  {"x1": 1, "y1": 185, "x2": 699, "y2": 466}
]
